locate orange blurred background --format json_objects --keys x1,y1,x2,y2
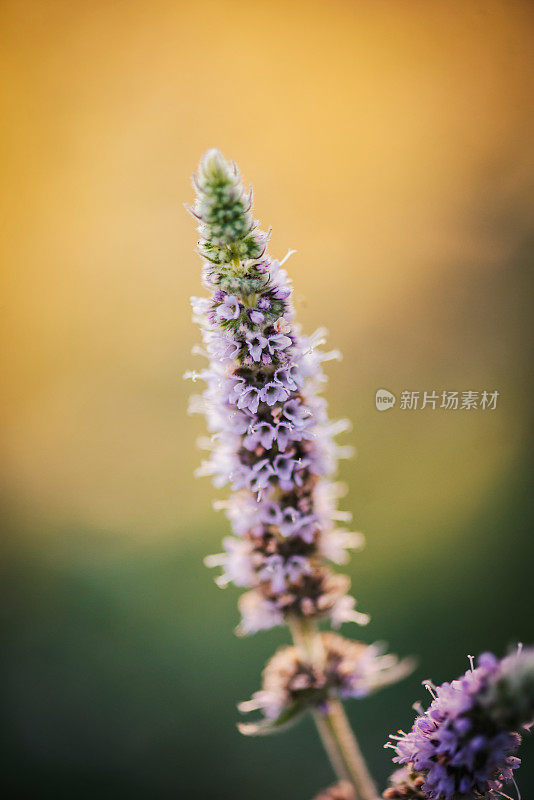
[
  {"x1": 2, "y1": 0, "x2": 533, "y2": 539},
  {"x1": 1, "y1": 2, "x2": 533, "y2": 797}
]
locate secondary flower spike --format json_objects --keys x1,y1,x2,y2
[
  {"x1": 238, "y1": 634, "x2": 414, "y2": 735},
  {"x1": 384, "y1": 647, "x2": 534, "y2": 800},
  {"x1": 187, "y1": 149, "x2": 368, "y2": 636}
]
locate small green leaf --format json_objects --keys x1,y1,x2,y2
[{"x1": 237, "y1": 702, "x2": 305, "y2": 737}]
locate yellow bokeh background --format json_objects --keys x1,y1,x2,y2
[{"x1": 2, "y1": 0, "x2": 533, "y2": 542}]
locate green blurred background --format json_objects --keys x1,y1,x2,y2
[{"x1": 1, "y1": 0, "x2": 533, "y2": 797}]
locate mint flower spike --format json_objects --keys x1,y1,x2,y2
[
  {"x1": 238, "y1": 634, "x2": 415, "y2": 736},
  {"x1": 384, "y1": 647, "x2": 534, "y2": 800},
  {"x1": 188, "y1": 148, "x2": 369, "y2": 637}
]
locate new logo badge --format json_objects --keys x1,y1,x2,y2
[{"x1": 375, "y1": 389, "x2": 396, "y2": 411}]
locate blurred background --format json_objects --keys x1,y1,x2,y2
[{"x1": 1, "y1": 0, "x2": 534, "y2": 797}]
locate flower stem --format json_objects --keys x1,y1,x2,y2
[
  {"x1": 312, "y1": 705, "x2": 354, "y2": 785},
  {"x1": 289, "y1": 617, "x2": 379, "y2": 800},
  {"x1": 320, "y1": 699, "x2": 379, "y2": 800}
]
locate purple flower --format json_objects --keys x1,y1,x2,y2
[
  {"x1": 257, "y1": 554, "x2": 310, "y2": 594},
  {"x1": 274, "y1": 365, "x2": 298, "y2": 392},
  {"x1": 261, "y1": 382, "x2": 289, "y2": 406},
  {"x1": 243, "y1": 421, "x2": 276, "y2": 451},
  {"x1": 277, "y1": 507, "x2": 303, "y2": 536},
  {"x1": 258, "y1": 502, "x2": 282, "y2": 526},
  {"x1": 273, "y1": 453, "x2": 295, "y2": 485},
  {"x1": 246, "y1": 331, "x2": 268, "y2": 362},
  {"x1": 293, "y1": 517, "x2": 317, "y2": 543},
  {"x1": 249, "y1": 309, "x2": 265, "y2": 324},
  {"x1": 266, "y1": 332, "x2": 292, "y2": 354},
  {"x1": 273, "y1": 420, "x2": 295, "y2": 451},
  {"x1": 282, "y1": 398, "x2": 307, "y2": 425},
  {"x1": 207, "y1": 332, "x2": 241, "y2": 360},
  {"x1": 387, "y1": 653, "x2": 525, "y2": 800},
  {"x1": 250, "y1": 459, "x2": 275, "y2": 492},
  {"x1": 237, "y1": 386, "x2": 260, "y2": 414},
  {"x1": 217, "y1": 294, "x2": 241, "y2": 320},
  {"x1": 273, "y1": 285, "x2": 291, "y2": 300},
  {"x1": 291, "y1": 456, "x2": 312, "y2": 486}
]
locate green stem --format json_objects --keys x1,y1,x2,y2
[
  {"x1": 288, "y1": 617, "x2": 379, "y2": 800},
  {"x1": 312, "y1": 706, "x2": 354, "y2": 785},
  {"x1": 321, "y1": 699, "x2": 379, "y2": 800}
]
